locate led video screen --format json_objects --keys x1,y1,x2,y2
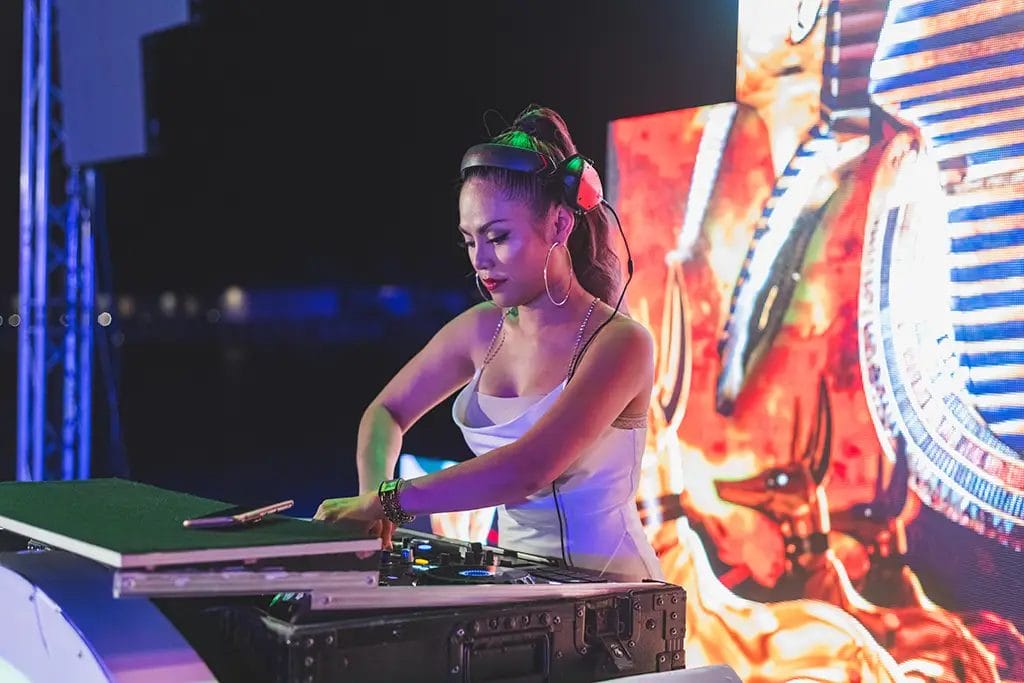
[{"x1": 405, "y1": 1, "x2": 1024, "y2": 679}]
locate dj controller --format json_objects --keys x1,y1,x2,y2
[
  {"x1": 378, "y1": 527, "x2": 616, "y2": 587},
  {"x1": 157, "y1": 528, "x2": 687, "y2": 683}
]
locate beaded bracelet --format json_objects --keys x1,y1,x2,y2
[{"x1": 377, "y1": 478, "x2": 415, "y2": 525}]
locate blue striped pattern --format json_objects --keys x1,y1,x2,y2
[
  {"x1": 938, "y1": 141, "x2": 1024, "y2": 169},
  {"x1": 949, "y1": 191, "x2": 1024, "y2": 447},
  {"x1": 893, "y1": 0, "x2": 992, "y2": 23},
  {"x1": 874, "y1": 207, "x2": 1024, "y2": 541},
  {"x1": 899, "y1": 75, "x2": 1024, "y2": 111},
  {"x1": 930, "y1": 118, "x2": 1024, "y2": 146},
  {"x1": 954, "y1": 320, "x2": 1024, "y2": 342},
  {"x1": 950, "y1": 227, "x2": 1024, "y2": 253},
  {"x1": 721, "y1": 125, "x2": 836, "y2": 337},
  {"x1": 870, "y1": 0, "x2": 1024, "y2": 455},
  {"x1": 967, "y1": 377, "x2": 1024, "y2": 394},
  {"x1": 948, "y1": 198, "x2": 1024, "y2": 223},
  {"x1": 1003, "y1": 434, "x2": 1024, "y2": 451},
  {"x1": 877, "y1": 12, "x2": 1024, "y2": 60},
  {"x1": 951, "y1": 260, "x2": 1024, "y2": 283},
  {"x1": 960, "y1": 350, "x2": 1024, "y2": 366},
  {"x1": 979, "y1": 405, "x2": 1024, "y2": 424},
  {"x1": 918, "y1": 94, "x2": 1024, "y2": 125},
  {"x1": 870, "y1": 49, "x2": 1024, "y2": 95},
  {"x1": 870, "y1": 0, "x2": 1024, "y2": 188},
  {"x1": 953, "y1": 288, "x2": 1024, "y2": 311}
]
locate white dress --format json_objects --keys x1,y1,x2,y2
[{"x1": 450, "y1": 306, "x2": 665, "y2": 582}]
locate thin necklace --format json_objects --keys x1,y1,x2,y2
[
  {"x1": 483, "y1": 297, "x2": 599, "y2": 371},
  {"x1": 567, "y1": 297, "x2": 600, "y2": 376}
]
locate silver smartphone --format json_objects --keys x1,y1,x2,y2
[{"x1": 182, "y1": 499, "x2": 295, "y2": 528}]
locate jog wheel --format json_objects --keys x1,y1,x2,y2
[{"x1": 418, "y1": 564, "x2": 534, "y2": 585}]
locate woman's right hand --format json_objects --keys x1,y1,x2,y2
[
  {"x1": 367, "y1": 518, "x2": 397, "y2": 550},
  {"x1": 314, "y1": 493, "x2": 397, "y2": 549}
]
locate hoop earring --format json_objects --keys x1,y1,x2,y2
[
  {"x1": 475, "y1": 272, "x2": 492, "y2": 301},
  {"x1": 543, "y1": 242, "x2": 573, "y2": 307}
]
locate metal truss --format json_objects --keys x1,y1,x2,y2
[{"x1": 17, "y1": 0, "x2": 94, "y2": 481}]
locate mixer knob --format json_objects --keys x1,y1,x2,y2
[
  {"x1": 483, "y1": 550, "x2": 496, "y2": 566},
  {"x1": 400, "y1": 548, "x2": 414, "y2": 564},
  {"x1": 438, "y1": 553, "x2": 451, "y2": 565}
]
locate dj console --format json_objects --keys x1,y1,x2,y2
[
  {"x1": 163, "y1": 528, "x2": 688, "y2": 683},
  {"x1": 380, "y1": 527, "x2": 617, "y2": 586},
  {"x1": 0, "y1": 480, "x2": 687, "y2": 683}
]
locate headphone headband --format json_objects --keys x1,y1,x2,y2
[
  {"x1": 460, "y1": 143, "x2": 553, "y2": 176},
  {"x1": 459, "y1": 142, "x2": 604, "y2": 214}
]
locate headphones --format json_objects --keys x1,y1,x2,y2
[{"x1": 460, "y1": 143, "x2": 604, "y2": 214}]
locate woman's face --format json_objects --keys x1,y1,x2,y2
[{"x1": 458, "y1": 177, "x2": 561, "y2": 308}]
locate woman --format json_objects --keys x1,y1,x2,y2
[{"x1": 314, "y1": 105, "x2": 663, "y2": 581}]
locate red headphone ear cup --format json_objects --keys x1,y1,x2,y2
[
  {"x1": 574, "y1": 161, "x2": 603, "y2": 213},
  {"x1": 559, "y1": 155, "x2": 603, "y2": 213}
]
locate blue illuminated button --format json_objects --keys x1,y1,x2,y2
[{"x1": 459, "y1": 569, "x2": 495, "y2": 577}]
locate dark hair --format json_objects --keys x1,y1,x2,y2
[{"x1": 461, "y1": 105, "x2": 622, "y2": 304}]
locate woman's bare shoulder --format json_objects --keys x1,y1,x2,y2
[
  {"x1": 450, "y1": 301, "x2": 504, "y2": 335},
  {"x1": 435, "y1": 301, "x2": 505, "y2": 356},
  {"x1": 568, "y1": 305, "x2": 654, "y2": 388},
  {"x1": 593, "y1": 304, "x2": 654, "y2": 353}
]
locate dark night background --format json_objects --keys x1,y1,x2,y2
[{"x1": 0, "y1": 1, "x2": 737, "y2": 514}]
